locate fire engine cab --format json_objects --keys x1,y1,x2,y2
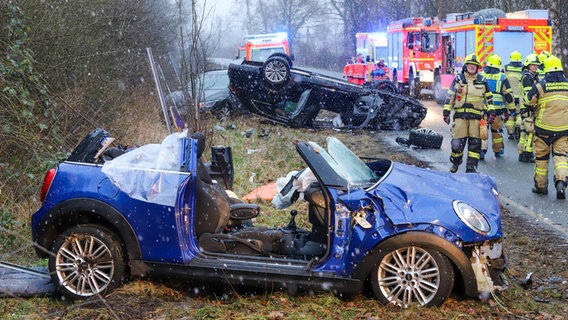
[
  {"x1": 435, "y1": 9, "x2": 552, "y2": 103},
  {"x1": 238, "y1": 32, "x2": 290, "y2": 62},
  {"x1": 387, "y1": 17, "x2": 443, "y2": 98}
]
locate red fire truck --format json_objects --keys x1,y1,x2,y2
[
  {"x1": 435, "y1": 9, "x2": 552, "y2": 103},
  {"x1": 387, "y1": 17, "x2": 443, "y2": 98}
]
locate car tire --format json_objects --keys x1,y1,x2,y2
[
  {"x1": 262, "y1": 56, "x2": 291, "y2": 89},
  {"x1": 49, "y1": 225, "x2": 126, "y2": 300},
  {"x1": 370, "y1": 245, "x2": 455, "y2": 307},
  {"x1": 373, "y1": 80, "x2": 398, "y2": 93},
  {"x1": 408, "y1": 71, "x2": 420, "y2": 98},
  {"x1": 433, "y1": 76, "x2": 445, "y2": 105},
  {"x1": 408, "y1": 128, "x2": 443, "y2": 149}
]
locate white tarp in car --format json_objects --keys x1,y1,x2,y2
[{"x1": 102, "y1": 131, "x2": 189, "y2": 206}]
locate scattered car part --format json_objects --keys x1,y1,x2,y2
[
  {"x1": 408, "y1": 128, "x2": 444, "y2": 149},
  {"x1": 228, "y1": 54, "x2": 427, "y2": 130},
  {"x1": 31, "y1": 129, "x2": 506, "y2": 307}
]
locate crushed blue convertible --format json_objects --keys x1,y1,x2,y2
[{"x1": 31, "y1": 129, "x2": 507, "y2": 307}]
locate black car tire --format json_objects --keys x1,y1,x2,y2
[
  {"x1": 49, "y1": 225, "x2": 126, "y2": 300},
  {"x1": 433, "y1": 76, "x2": 445, "y2": 105},
  {"x1": 373, "y1": 80, "x2": 398, "y2": 93},
  {"x1": 266, "y1": 52, "x2": 293, "y2": 68},
  {"x1": 408, "y1": 128, "x2": 443, "y2": 149},
  {"x1": 370, "y1": 245, "x2": 455, "y2": 307},
  {"x1": 262, "y1": 56, "x2": 291, "y2": 89},
  {"x1": 408, "y1": 72, "x2": 420, "y2": 98}
]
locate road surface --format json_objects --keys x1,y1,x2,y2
[{"x1": 380, "y1": 98, "x2": 568, "y2": 241}]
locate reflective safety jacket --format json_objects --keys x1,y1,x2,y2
[
  {"x1": 520, "y1": 69, "x2": 539, "y2": 112},
  {"x1": 528, "y1": 71, "x2": 568, "y2": 133},
  {"x1": 504, "y1": 62, "x2": 523, "y2": 107},
  {"x1": 343, "y1": 63, "x2": 366, "y2": 85},
  {"x1": 444, "y1": 72, "x2": 494, "y2": 120},
  {"x1": 481, "y1": 67, "x2": 513, "y2": 112}
]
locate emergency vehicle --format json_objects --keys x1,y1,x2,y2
[
  {"x1": 237, "y1": 32, "x2": 290, "y2": 62},
  {"x1": 356, "y1": 32, "x2": 388, "y2": 62},
  {"x1": 435, "y1": 9, "x2": 552, "y2": 103},
  {"x1": 387, "y1": 17, "x2": 443, "y2": 98}
]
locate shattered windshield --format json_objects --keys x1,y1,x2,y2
[{"x1": 311, "y1": 137, "x2": 379, "y2": 189}]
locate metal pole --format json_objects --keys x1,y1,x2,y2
[{"x1": 147, "y1": 47, "x2": 173, "y2": 134}]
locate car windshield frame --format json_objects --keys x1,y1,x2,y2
[{"x1": 299, "y1": 137, "x2": 380, "y2": 191}]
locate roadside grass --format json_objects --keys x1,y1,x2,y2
[{"x1": 1, "y1": 108, "x2": 567, "y2": 319}]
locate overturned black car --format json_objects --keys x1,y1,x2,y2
[{"x1": 228, "y1": 54, "x2": 427, "y2": 130}]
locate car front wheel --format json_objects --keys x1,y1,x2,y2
[
  {"x1": 370, "y1": 246, "x2": 454, "y2": 307},
  {"x1": 49, "y1": 225, "x2": 126, "y2": 300}
]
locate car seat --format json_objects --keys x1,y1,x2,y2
[{"x1": 191, "y1": 132, "x2": 283, "y2": 255}]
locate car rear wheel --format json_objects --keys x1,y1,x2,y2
[
  {"x1": 262, "y1": 56, "x2": 291, "y2": 88},
  {"x1": 371, "y1": 246, "x2": 454, "y2": 307},
  {"x1": 49, "y1": 225, "x2": 125, "y2": 300}
]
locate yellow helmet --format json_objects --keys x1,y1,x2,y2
[
  {"x1": 524, "y1": 53, "x2": 540, "y2": 67},
  {"x1": 538, "y1": 50, "x2": 550, "y2": 63},
  {"x1": 544, "y1": 55, "x2": 563, "y2": 73},
  {"x1": 510, "y1": 51, "x2": 522, "y2": 62},
  {"x1": 464, "y1": 54, "x2": 481, "y2": 67},
  {"x1": 487, "y1": 54, "x2": 502, "y2": 69}
]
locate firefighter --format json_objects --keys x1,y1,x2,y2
[
  {"x1": 481, "y1": 54, "x2": 514, "y2": 158},
  {"x1": 504, "y1": 51, "x2": 523, "y2": 140},
  {"x1": 537, "y1": 50, "x2": 550, "y2": 78},
  {"x1": 443, "y1": 54, "x2": 494, "y2": 173},
  {"x1": 518, "y1": 53, "x2": 541, "y2": 163},
  {"x1": 527, "y1": 55, "x2": 568, "y2": 199}
]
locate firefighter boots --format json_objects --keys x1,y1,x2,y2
[
  {"x1": 532, "y1": 186, "x2": 548, "y2": 195},
  {"x1": 556, "y1": 181, "x2": 566, "y2": 200},
  {"x1": 450, "y1": 164, "x2": 459, "y2": 173}
]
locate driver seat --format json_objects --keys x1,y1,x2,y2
[{"x1": 191, "y1": 133, "x2": 283, "y2": 255}]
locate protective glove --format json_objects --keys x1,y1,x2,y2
[
  {"x1": 443, "y1": 110, "x2": 450, "y2": 125},
  {"x1": 488, "y1": 112, "x2": 497, "y2": 124},
  {"x1": 503, "y1": 109, "x2": 509, "y2": 122}
]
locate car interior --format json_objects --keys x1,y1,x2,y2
[{"x1": 191, "y1": 132, "x2": 328, "y2": 260}]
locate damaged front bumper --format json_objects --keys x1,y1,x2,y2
[{"x1": 470, "y1": 240, "x2": 508, "y2": 299}]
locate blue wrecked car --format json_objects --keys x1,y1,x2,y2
[{"x1": 31, "y1": 129, "x2": 507, "y2": 307}]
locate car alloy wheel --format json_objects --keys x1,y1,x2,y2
[
  {"x1": 371, "y1": 246, "x2": 454, "y2": 307},
  {"x1": 262, "y1": 56, "x2": 290, "y2": 87},
  {"x1": 49, "y1": 225, "x2": 125, "y2": 300}
]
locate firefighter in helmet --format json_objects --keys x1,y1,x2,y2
[
  {"x1": 537, "y1": 50, "x2": 550, "y2": 78},
  {"x1": 443, "y1": 54, "x2": 494, "y2": 173},
  {"x1": 527, "y1": 55, "x2": 568, "y2": 199},
  {"x1": 518, "y1": 53, "x2": 541, "y2": 163},
  {"x1": 481, "y1": 54, "x2": 514, "y2": 159},
  {"x1": 504, "y1": 51, "x2": 523, "y2": 140}
]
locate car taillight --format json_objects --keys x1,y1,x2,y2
[{"x1": 40, "y1": 168, "x2": 57, "y2": 202}]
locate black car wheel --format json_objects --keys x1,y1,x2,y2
[
  {"x1": 433, "y1": 76, "x2": 445, "y2": 104},
  {"x1": 49, "y1": 225, "x2": 125, "y2": 300},
  {"x1": 408, "y1": 128, "x2": 443, "y2": 149},
  {"x1": 408, "y1": 72, "x2": 420, "y2": 98},
  {"x1": 373, "y1": 80, "x2": 398, "y2": 93},
  {"x1": 262, "y1": 56, "x2": 291, "y2": 88},
  {"x1": 371, "y1": 245, "x2": 455, "y2": 307}
]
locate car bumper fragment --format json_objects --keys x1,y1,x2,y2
[{"x1": 470, "y1": 240, "x2": 508, "y2": 299}]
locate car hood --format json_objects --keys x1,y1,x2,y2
[{"x1": 372, "y1": 163, "x2": 501, "y2": 240}]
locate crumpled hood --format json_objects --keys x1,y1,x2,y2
[{"x1": 372, "y1": 163, "x2": 501, "y2": 240}]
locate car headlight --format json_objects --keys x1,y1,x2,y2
[{"x1": 452, "y1": 200, "x2": 491, "y2": 235}]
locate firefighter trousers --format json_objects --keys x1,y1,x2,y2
[
  {"x1": 533, "y1": 133, "x2": 568, "y2": 190},
  {"x1": 450, "y1": 118, "x2": 482, "y2": 171},
  {"x1": 518, "y1": 112, "x2": 535, "y2": 155},
  {"x1": 489, "y1": 115, "x2": 504, "y2": 153}
]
